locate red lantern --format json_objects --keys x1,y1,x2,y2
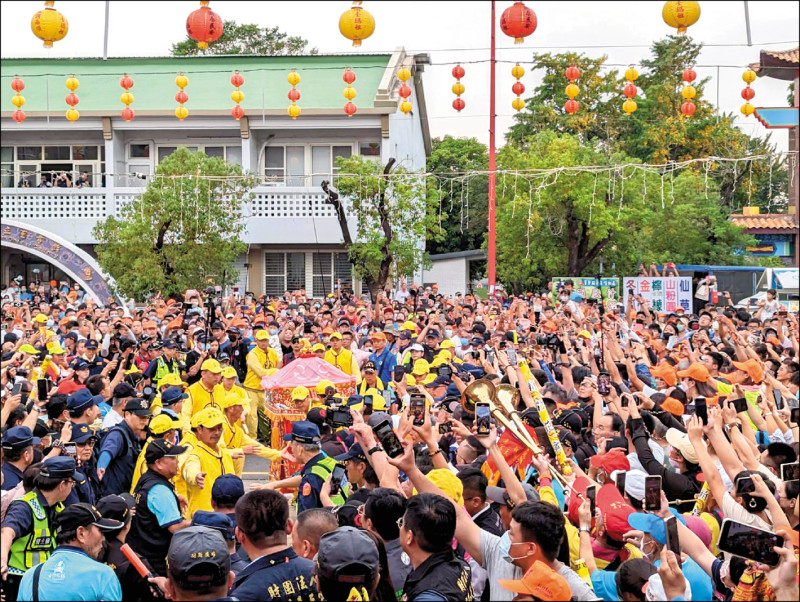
[
  {"x1": 186, "y1": 1, "x2": 223, "y2": 50},
  {"x1": 682, "y1": 68, "x2": 696, "y2": 83},
  {"x1": 288, "y1": 88, "x2": 301, "y2": 102},
  {"x1": 741, "y1": 87, "x2": 755, "y2": 101},
  {"x1": 681, "y1": 101, "x2": 696, "y2": 116},
  {"x1": 453, "y1": 98, "x2": 465, "y2": 112},
  {"x1": 344, "y1": 102, "x2": 357, "y2": 117},
  {"x1": 120, "y1": 74, "x2": 133, "y2": 90},
  {"x1": 65, "y1": 93, "x2": 79, "y2": 107},
  {"x1": 230, "y1": 71, "x2": 244, "y2": 87},
  {"x1": 452, "y1": 65, "x2": 465, "y2": 80},
  {"x1": 175, "y1": 90, "x2": 189, "y2": 104},
  {"x1": 398, "y1": 84, "x2": 412, "y2": 99},
  {"x1": 343, "y1": 68, "x2": 356, "y2": 85},
  {"x1": 121, "y1": 107, "x2": 135, "y2": 122},
  {"x1": 623, "y1": 83, "x2": 637, "y2": 98},
  {"x1": 11, "y1": 77, "x2": 25, "y2": 93},
  {"x1": 565, "y1": 65, "x2": 581, "y2": 82},
  {"x1": 13, "y1": 109, "x2": 26, "y2": 124},
  {"x1": 231, "y1": 105, "x2": 245, "y2": 120},
  {"x1": 500, "y1": 2, "x2": 537, "y2": 44},
  {"x1": 564, "y1": 99, "x2": 579, "y2": 114},
  {"x1": 512, "y1": 82, "x2": 525, "y2": 96}
]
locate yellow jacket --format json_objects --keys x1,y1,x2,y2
[
  {"x1": 324, "y1": 348, "x2": 361, "y2": 381},
  {"x1": 182, "y1": 440, "x2": 235, "y2": 515},
  {"x1": 222, "y1": 417, "x2": 281, "y2": 476},
  {"x1": 173, "y1": 431, "x2": 196, "y2": 506},
  {"x1": 181, "y1": 380, "x2": 226, "y2": 432},
  {"x1": 244, "y1": 347, "x2": 279, "y2": 390}
]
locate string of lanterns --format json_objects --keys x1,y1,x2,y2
[
  {"x1": 564, "y1": 65, "x2": 580, "y2": 115},
  {"x1": 511, "y1": 64, "x2": 525, "y2": 112},
  {"x1": 10, "y1": 77, "x2": 26, "y2": 124},
  {"x1": 622, "y1": 66, "x2": 639, "y2": 115},
  {"x1": 175, "y1": 73, "x2": 189, "y2": 121},
  {"x1": 452, "y1": 65, "x2": 465, "y2": 113},
  {"x1": 741, "y1": 69, "x2": 756, "y2": 117},
  {"x1": 230, "y1": 71, "x2": 245, "y2": 121},
  {"x1": 65, "y1": 75, "x2": 79, "y2": 123},
  {"x1": 680, "y1": 67, "x2": 697, "y2": 117},
  {"x1": 287, "y1": 70, "x2": 301, "y2": 120},
  {"x1": 120, "y1": 74, "x2": 134, "y2": 122},
  {"x1": 343, "y1": 68, "x2": 357, "y2": 118},
  {"x1": 397, "y1": 67, "x2": 413, "y2": 115}
]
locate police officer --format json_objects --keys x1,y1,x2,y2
[
  {"x1": 283, "y1": 421, "x2": 337, "y2": 513},
  {"x1": 82, "y1": 339, "x2": 107, "y2": 376},
  {"x1": 16, "y1": 502, "x2": 124, "y2": 601},
  {"x1": 96, "y1": 398, "x2": 152, "y2": 496},
  {"x1": 0, "y1": 457, "x2": 80, "y2": 601},
  {"x1": 128, "y1": 439, "x2": 192, "y2": 577},
  {"x1": 64, "y1": 423, "x2": 99, "y2": 506},
  {"x1": 144, "y1": 339, "x2": 182, "y2": 389},
  {"x1": 95, "y1": 493, "x2": 146, "y2": 602},
  {"x1": 226, "y1": 326, "x2": 249, "y2": 383},
  {"x1": 165, "y1": 526, "x2": 234, "y2": 602},
  {"x1": 1, "y1": 426, "x2": 39, "y2": 491},
  {"x1": 66, "y1": 388, "x2": 100, "y2": 429}
]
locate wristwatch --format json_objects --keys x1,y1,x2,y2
[
  {"x1": 367, "y1": 445, "x2": 383, "y2": 456},
  {"x1": 579, "y1": 527, "x2": 591, "y2": 534},
  {"x1": 428, "y1": 448, "x2": 443, "y2": 458}
]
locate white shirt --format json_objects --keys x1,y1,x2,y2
[{"x1": 102, "y1": 408, "x2": 124, "y2": 430}]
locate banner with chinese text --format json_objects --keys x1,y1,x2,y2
[{"x1": 622, "y1": 277, "x2": 693, "y2": 313}]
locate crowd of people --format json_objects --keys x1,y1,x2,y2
[{"x1": 1, "y1": 276, "x2": 798, "y2": 601}]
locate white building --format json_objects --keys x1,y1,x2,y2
[{"x1": 1, "y1": 50, "x2": 430, "y2": 302}]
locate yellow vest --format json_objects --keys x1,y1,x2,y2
[
  {"x1": 183, "y1": 441, "x2": 235, "y2": 516},
  {"x1": 359, "y1": 378, "x2": 385, "y2": 394},
  {"x1": 324, "y1": 348, "x2": 354, "y2": 375},
  {"x1": 244, "y1": 347, "x2": 278, "y2": 389},
  {"x1": 173, "y1": 431, "x2": 196, "y2": 507},
  {"x1": 221, "y1": 417, "x2": 280, "y2": 476},
  {"x1": 182, "y1": 381, "x2": 226, "y2": 431}
]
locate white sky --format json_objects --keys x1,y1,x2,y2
[{"x1": 2, "y1": 1, "x2": 798, "y2": 152}]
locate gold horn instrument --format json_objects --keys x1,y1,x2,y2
[{"x1": 495, "y1": 384, "x2": 541, "y2": 453}]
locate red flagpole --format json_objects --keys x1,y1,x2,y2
[{"x1": 488, "y1": 0, "x2": 497, "y2": 299}]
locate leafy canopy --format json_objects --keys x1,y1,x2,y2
[{"x1": 171, "y1": 20, "x2": 317, "y2": 56}]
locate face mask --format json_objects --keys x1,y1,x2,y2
[
  {"x1": 712, "y1": 321, "x2": 719, "y2": 331},
  {"x1": 46, "y1": 319, "x2": 54, "y2": 328},
  {"x1": 314, "y1": 304, "x2": 321, "y2": 309},
  {"x1": 269, "y1": 328, "x2": 278, "y2": 336},
  {"x1": 676, "y1": 324, "x2": 684, "y2": 332},
  {"x1": 498, "y1": 532, "x2": 534, "y2": 564},
  {"x1": 460, "y1": 338, "x2": 469, "y2": 347},
  {"x1": 445, "y1": 329, "x2": 453, "y2": 338}
]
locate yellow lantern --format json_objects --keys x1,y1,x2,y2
[
  {"x1": 681, "y1": 85, "x2": 696, "y2": 100},
  {"x1": 231, "y1": 89, "x2": 245, "y2": 103},
  {"x1": 662, "y1": 1, "x2": 700, "y2": 34},
  {"x1": 622, "y1": 99, "x2": 638, "y2": 115},
  {"x1": 565, "y1": 83, "x2": 580, "y2": 99},
  {"x1": 175, "y1": 106, "x2": 189, "y2": 121},
  {"x1": 65, "y1": 76, "x2": 79, "y2": 92},
  {"x1": 625, "y1": 66, "x2": 639, "y2": 82},
  {"x1": 399, "y1": 101, "x2": 412, "y2": 114},
  {"x1": 742, "y1": 69, "x2": 757, "y2": 84},
  {"x1": 397, "y1": 67, "x2": 411, "y2": 83},
  {"x1": 343, "y1": 86, "x2": 357, "y2": 101},
  {"x1": 452, "y1": 82, "x2": 465, "y2": 96},
  {"x1": 287, "y1": 71, "x2": 301, "y2": 86},
  {"x1": 740, "y1": 103, "x2": 755, "y2": 116},
  {"x1": 65, "y1": 108, "x2": 79, "y2": 122},
  {"x1": 511, "y1": 64, "x2": 525, "y2": 80},
  {"x1": 11, "y1": 95, "x2": 25, "y2": 108},
  {"x1": 287, "y1": 104, "x2": 301, "y2": 119},
  {"x1": 339, "y1": 1, "x2": 375, "y2": 47},
  {"x1": 120, "y1": 92, "x2": 134, "y2": 105},
  {"x1": 31, "y1": 1, "x2": 68, "y2": 48},
  {"x1": 175, "y1": 73, "x2": 189, "y2": 89},
  {"x1": 512, "y1": 98, "x2": 525, "y2": 111}
]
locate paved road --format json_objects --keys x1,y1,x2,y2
[{"x1": 241, "y1": 454, "x2": 272, "y2": 491}]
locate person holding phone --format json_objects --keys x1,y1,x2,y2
[{"x1": 283, "y1": 421, "x2": 338, "y2": 514}]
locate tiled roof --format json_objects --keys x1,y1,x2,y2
[
  {"x1": 729, "y1": 213, "x2": 798, "y2": 230},
  {"x1": 762, "y1": 48, "x2": 799, "y2": 64},
  {"x1": 749, "y1": 47, "x2": 799, "y2": 80}
]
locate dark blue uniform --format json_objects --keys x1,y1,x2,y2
[
  {"x1": 230, "y1": 548, "x2": 317, "y2": 601},
  {"x1": 1, "y1": 462, "x2": 24, "y2": 491},
  {"x1": 295, "y1": 453, "x2": 333, "y2": 514}
]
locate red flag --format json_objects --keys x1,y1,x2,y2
[{"x1": 481, "y1": 425, "x2": 534, "y2": 485}]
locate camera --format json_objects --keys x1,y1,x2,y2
[
  {"x1": 142, "y1": 385, "x2": 156, "y2": 403},
  {"x1": 536, "y1": 333, "x2": 560, "y2": 348},
  {"x1": 324, "y1": 399, "x2": 353, "y2": 429}
]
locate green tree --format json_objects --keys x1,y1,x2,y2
[
  {"x1": 171, "y1": 21, "x2": 317, "y2": 56},
  {"x1": 93, "y1": 147, "x2": 258, "y2": 299},
  {"x1": 322, "y1": 155, "x2": 442, "y2": 299}
]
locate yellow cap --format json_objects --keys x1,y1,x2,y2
[
  {"x1": 329, "y1": 331, "x2": 343, "y2": 340},
  {"x1": 364, "y1": 388, "x2": 386, "y2": 411},
  {"x1": 417, "y1": 468, "x2": 464, "y2": 505},
  {"x1": 126, "y1": 364, "x2": 142, "y2": 375},
  {"x1": 400, "y1": 321, "x2": 418, "y2": 332},
  {"x1": 422, "y1": 373, "x2": 437, "y2": 385},
  {"x1": 191, "y1": 407, "x2": 225, "y2": 429},
  {"x1": 404, "y1": 374, "x2": 417, "y2": 386},
  {"x1": 577, "y1": 330, "x2": 592, "y2": 339},
  {"x1": 291, "y1": 386, "x2": 310, "y2": 401},
  {"x1": 255, "y1": 330, "x2": 270, "y2": 341},
  {"x1": 430, "y1": 357, "x2": 446, "y2": 368},
  {"x1": 48, "y1": 345, "x2": 66, "y2": 355},
  {"x1": 221, "y1": 391, "x2": 245, "y2": 409},
  {"x1": 159, "y1": 373, "x2": 187, "y2": 387},
  {"x1": 311, "y1": 343, "x2": 325, "y2": 352},
  {"x1": 149, "y1": 414, "x2": 180, "y2": 435},
  {"x1": 315, "y1": 379, "x2": 335, "y2": 395},
  {"x1": 200, "y1": 359, "x2": 223, "y2": 373},
  {"x1": 18, "y1": 344, "x2": 40, "y2": 354},
  {"x1": 411, "y1": 359, "x2": 430, "y2": 376},
  {"x1": 33, "y1": 313, "x2": 48, "y2": 323},
  {"x1": 439, "y1": 340, "x2": 455, "y2": 349},
  {"x1": 221, "y1": 366, "x2": 238, "y2": 379}
]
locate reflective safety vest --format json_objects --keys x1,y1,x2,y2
[
  {"x1": 295, "y1": 455, "x2": 347, "y2": 510},
  {"x1": 8, "y1": 491, "x2": 63, "y2": 576},
  {"x1": 153, "y1": 356, "x2": 180, "y2": 389}
]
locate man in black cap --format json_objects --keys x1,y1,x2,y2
[
  {"x1": 96, "y1": 398, "x2": 151, "y2": 496},
  {"x1": 102, "y1": 382, "x2": 136, "y2": 430},
  {"x1": 96, "y1": 493, "x2": 147, "y2": 602},
  {"x1": 143, "y1": 338, "x2": 182, "y2": 390},
  {"x1": 282, "y1": 421, "x2": 337, "y2": 513},
  {"x1": 63, "y1": 423, "x2": 100, "y2": 507},
  {"x1": 335, "y1": 443, "x2": 378, "y2": 493},
  {"x1": 1, "y1": 457, "x2": 81, "y2": 600},
  {"x1": 82, "y1": 339, "x2": 107, "y2": 376},
  {"x1": 66, "y1": 388, "x2": 100, "y2": 428},
  {"x1": 15, "y1": 502, "x2": 124, "y2": 601},
  {"x1": 164, "y1": 526, "x2": 234, "y2": 602},
  {"x1": 315, "y1": 526, "x2": 383, "y2": 601},
  {"x1": 1, "y1": 426, "x2": 39, "y2": 491},
  {"x1": 127, "y1": 439, "x2": 191, "y2": 577},
  {"x1": 226, "y1": 326, "x2": 249, "y2": 383}
]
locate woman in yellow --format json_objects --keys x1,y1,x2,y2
[
  {"x1": 220, "y1": 391, "x2": 281, "y2": 476},
  {"x1": 182, "y1": 407, "x2": 240, "y2": 515},
  {"x1": 130, "y1": 413, "x2": 181, "y2": 493}
]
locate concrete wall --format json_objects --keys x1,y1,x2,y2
[{"x1": 424, "y1": 257, "x2": 469, "y2": 298}]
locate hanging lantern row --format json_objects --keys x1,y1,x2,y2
[
  {"x1": 343, "y1": 68, "x2": 357, "y2": 118},
  {"x1": 10, "y1": 76, "x2": 26, "y2": 124},
  {"x1": 230, "y1": 71, "x2": 245, "y2": 121},
  {"x1": 31, "y1": 0, "x2": 68, "y2": 48},
  {"x1": 287, "y1": 70, "x2": 301, "y2": 120},
  {"x1": 741, "y1": 69, "x2": 756, "y2": 117},
  {"x1": 680, "y1": 67, "x2": 697, "y2": 117},
  {"x1": 397, "y1": 67, "x2": 412, "y2": 115},
  {"x1": 452, "y1": 65, "x2": 465, "y2": 113},
  {"x1": 662, "y1": 0, "x2": 701, "y2": 35},
  {"x1": 186, "y1": 1, "x2": 223, "y2": 50},
  {"x1": 564, "y1": 64, "x2": 580, "y2": 115},
  {"x1": 511, "y1": 64, "x2": 525, "y2": 112},
  {"x1": 339, "y1": 0, "x2": 375, "y2": 47},
  {"x1": 500, "y1": 2, "x2": 537, "y2": 44},
  {"x1": 175, "y1": 73, "x2": 189, "y2": 121},
  {"x1": 622, "y1": 66, "x2": 639, "y2": 115},
  {"x1": 119, "y1": 74, "x2": 135, "y2": 122},
  {"x1": 65, "y1": 75, "x2": 79, "y2": 123}
]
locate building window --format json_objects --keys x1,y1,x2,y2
[
  {"x1": 264, "y1": 252, "x2": 306, "y2": 297},
  {"x1": 129, "y1": 144, "x2": 150, "y2": 159},
  {"x1": 312, "y1": 253, "x2": 333, "y2": 298},
  {"x1": 1, "y1": 147, "x2": 13, "y2": 188},
  {"x1": 359, "y1": 142, "x2": 381, "y2": 157},
  {"x1": 156, "y1": 144, "x2": 241, "y2": 166},
  {"x1": 3, "y1": 145, "x2": 105, "y2": 188},
  {"x1": 263, "y1": 144, "x2": 354, "y2": 187}
]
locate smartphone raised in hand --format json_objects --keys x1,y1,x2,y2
[
  {"x1": 665, "y1": 515, "x2": 681, "y2": 558},
  {"x1": 329, "y1": 464, "x2": 346, "y2": 497},
  {"x1": 694, "y1": 397, "x2": 708, "y2": 426},
  {"x1": 644, "y1": 476, "x2": 662, "y2": 512},
  {"x1": 586, "y1": 485, "x2": 597, "y2": 516},
  {"x1": 372, "y1": 420, "x2": 403, "y2": 459},
  {"x1": 36, "y1": 378, "x2": 49, "y2": 402},
  {"x1": 475, "y1": 402, "x2": 491, "y2": 436},
  {"x1": 718, "y1": 519, "x2": 781, "y2": 566},
  {"x1": 410, "y1": 394, "x2": 426, "y2": 427},
  {"x1": 728, "y1": 397, "x2": 748, "y2": 414}
]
